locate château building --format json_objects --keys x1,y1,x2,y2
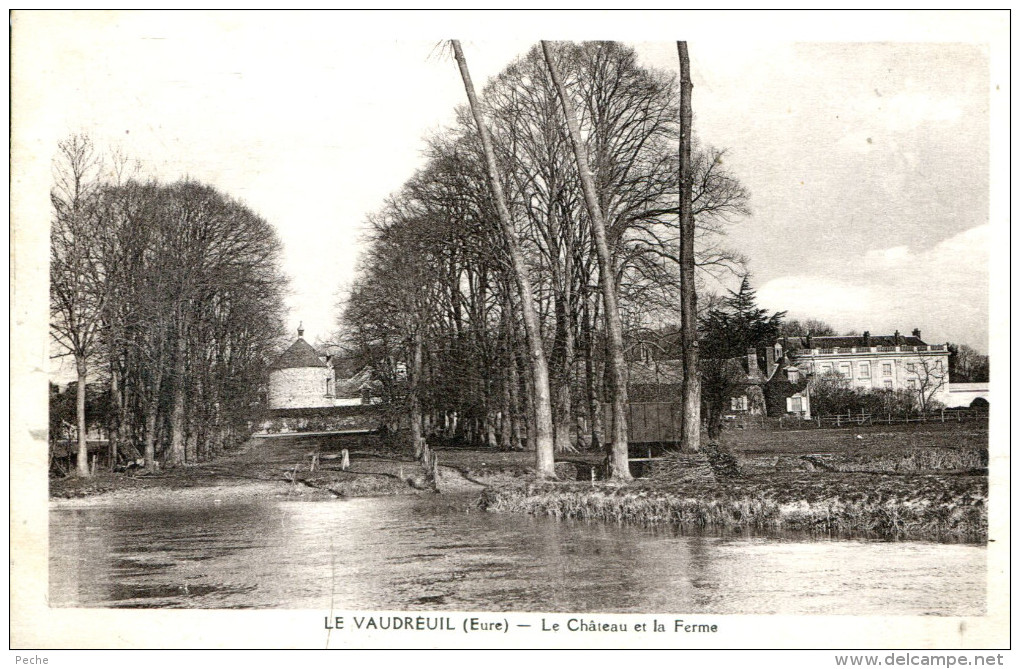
[{"x1": 777, "y1": 329, "x2": 951, "y2": 410}]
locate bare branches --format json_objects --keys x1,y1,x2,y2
[
  {"x1": 50, "y1": 135, "x2": 288, "y2": 473},
  {"x1": 341, "y1": 41, "x2": 753, "y2": 468}
]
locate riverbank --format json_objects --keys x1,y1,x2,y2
[
  {"x1": 50, "y1": 423, "x2": 989, "y2": 543},
  {"x1": 475, "y1": 422, "x2": 989, "y2": 543},
  {"x1": 49, "y1": 433, "x2": 482, "y2": 505},
  {"x1": 480, "y1": 470, "x2": 988, "y2": 543}
]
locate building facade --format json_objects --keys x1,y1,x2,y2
[
  {"x1": 778, "y1": 329, "x2": 951, "y2": 409},
  {"x1": 268, "y1": 326, "x2": 335, "y2": 410}
]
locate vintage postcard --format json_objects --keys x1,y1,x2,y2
[{"x1": 9, "y1": 10, "x2": 1010, "y2": 655}]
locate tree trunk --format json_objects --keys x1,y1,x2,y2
[
  {"x1": 500, "y1": 364, "x2": 513, "y2": 451},
  {"x1": 486, "y1": 411, "x2": 498, "y2": 448},
  {"x1": 187, "y1": 371, "x2": 202, "y2": 462},
  {"x1": 542, "y1": 41, "x2": 631, "y2": 481},
  {"x1": 582, "y1": 296, "x2": 604, "y2": 449},
  {"x1": 677, "y1": 41, "x2": 702, "y2": 453},
  {"x1": 409, "y1": 331, "x2": 424, "y2": 450},
  {"x1": 108, "y1": 354, "x2": 121, "y2": 470},
  {"x1": 451, "y1": 40, "x2": 556, "y2": 478},
  {"x1": 144, "y1": 397, "x2": 159, "y2": 473},
  {"x1": 169, "y1": 330, "x2": 187, "y2": 467},
  {"x1": 552, "y1": 291, "x2": 577, "y2": 453},
  {"x1": 143, "y1": 361, "x2": 164, "y2": 473},
  {"x1": 508, "y1": 349, "x2": 523, "y2": 450},
  {"x1": 75, "y1": 358, "x2": 90, "y2": 477}
]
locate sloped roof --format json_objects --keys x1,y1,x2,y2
[
  {"x1": 335, "y1": 367, "x2": 379, "y2": 398},
  {"x1": 786, "y1": 334, "x2": 926, "y2": 350},
  {"x1": 271, "y1": 338, "x2": 326, "y2": 369},
  {"x1": 763, "y1": 354, "x2": 803, "y2": 384}
]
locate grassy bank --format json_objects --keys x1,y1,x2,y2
[
  {"x1": 50, "y1": 434, "x2": 440, "y2": 500},
  {"x1": 50, "y1": 424, "x2": 989, "y2": 544},
  {"x1": 480, "y1": 466, "x2": 988, "y2": 543}
]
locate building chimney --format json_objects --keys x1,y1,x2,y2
[
  {"x1": 894, "y1": 330, "x2": 902, "y2": 345},
  {"x1": 863, "y1": 330, "x2": 871, "y2": 347},
  {"x1": 912, "y1": 328, "x2": 921, "y2": 339},
  {"x1": 748, "y1": 347, "x2": 760, "y2": 377},
  {"x1": 298, "y1": 322, "x2": 304, "y2": 338}
]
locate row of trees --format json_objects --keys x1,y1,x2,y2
[
  {"x1": 341, "y1": 41, "x2": 747, "y2": 477},
  {"x1": 948, "y1": 343, "x2": 989, "y2": 383},
  {"x1": 50, "y1": 135, "x2": 288, "y2": 476}
]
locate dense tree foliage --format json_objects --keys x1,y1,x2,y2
[
  {"x1": 948, "y1": 343, "x2": 989, "y2": 383},
  {"x1": 699, "y1": 277, "x2": 785, "y2": 438},
  {"x1": 809, "y1": 371, "x2": 935, "y2": 417},
  {"x1": 340, "y1": 41, "x2": 750, "y2": 463},
  {"x1": 779, "y1": 318, "x2": 837, "y2": 337},
  {"x1": 50, "y1": 138, "x2": 288, "y2": 474}
]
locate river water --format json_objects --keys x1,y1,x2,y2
[{"x1": 49, "y1": 493, "x2": 985, "y2": 614}]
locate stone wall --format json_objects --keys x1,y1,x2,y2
[{"x1": 269, "y1": 367, "x2": 333, "y2": 410}]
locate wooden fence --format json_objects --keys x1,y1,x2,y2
[
  {"x1": 602, "y1": 402, "x2": 683, "y2": 444},
  {"x1": 776, "y1": 408, "x2": 987, "y2": 429},
  {"x1": 603, "y1": 403, "x2": 987, "y2": 440}
]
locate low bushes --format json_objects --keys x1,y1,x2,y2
[{"x1": 480, "y1": 472, "x2": 987, "y2": 543}]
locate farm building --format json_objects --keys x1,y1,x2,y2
[
  {"x1": 615, "y1": 327, "x2": 957, "y2": 428},
  {"x1": 728, "y1": 348, "x2": 810, "y2": 418},
  {"x1": 945, "y1": 382, "x2": 990, "y2": 409},
  {"x1": 268, "y1": 325, "x2": 336, "y2": 410},
  {"x1": 267, "y1": 325, "x2": 385, "y2": 413}
]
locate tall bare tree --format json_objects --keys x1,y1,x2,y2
[
  {"x1": 677, "y1": 41, "x2": 701, "y2": 453},
  {"x1": 913, "y1": 356, "x2": 948, "y2": 413},
  {"x1": 50, "y1": 135, "x2": 105, "y2": 477},
  {"x1": 541, "y1": 41, "x2": 631, "y2": 480},
  {"x1": 451, "y1": 40, "x2": 556, "y2": 478}
]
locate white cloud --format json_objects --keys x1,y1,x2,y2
[
  {"x1": 757, "y1": 277, "x2": 874, "y2": 322},
  {"x1": 757, "y1": 225, "x2": 989, "y2": 349}
]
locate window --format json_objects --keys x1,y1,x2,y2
[
  {"x1": 859, "y1": 362, "x2": 871, "y2": 379},
  {"x1": 906, "y1": 362, "x2": 916, "y2": 373},
  {"x1": 787, "y1": 396, "x2": 803, "y2": 413},
  {"x1": 839, "y1": 363, "x2": 851, "y2": 379},
  {"x1": 907, "y1": 379, "x2": 918, "y2": 390},
  {"x1": 883, "y1": 380, "x2": 893, "y2": 389},
  {"x1": 821, "y1": 363, "x2": 832, "y2": 374},
  {"x1": 731, "y1": 396, "x2": 748, "y2": 411},
  {"x1": 882, "y1": 363, "x2": 892, "y2": 376}
]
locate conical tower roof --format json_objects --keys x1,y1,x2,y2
[{"x1": 271, "y1": 335, "x2": 326, "y2": 370}]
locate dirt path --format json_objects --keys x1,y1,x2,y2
[
  {"x1": 51, "y1": 434, "x2": 489, "y2": 504},
  {"x1": 435, "y1": 465, "x2": 486, "y2": 493}
]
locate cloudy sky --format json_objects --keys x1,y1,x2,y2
[{"x1": 14, "y1": 11, "x2": 1006, "y2": 368}]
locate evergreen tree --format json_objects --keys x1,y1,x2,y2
[{"x1": 699, "y1": 276, "x2": 785, "y2": 438}]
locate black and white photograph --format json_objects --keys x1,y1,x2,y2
[{"x1": 10, "y1": 10, "x2": 1009, "y2": 654}]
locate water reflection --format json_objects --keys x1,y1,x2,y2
[{"x1": 50, "y1": 493, "x2": 985, "y2": 614}]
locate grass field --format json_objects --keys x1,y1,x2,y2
[
  {"x1": 719, "y1": 419, "x2": 988, "y2": 455},
  {"x1": 425, "y1": 419, "x2": 988, "y2": 476}
]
